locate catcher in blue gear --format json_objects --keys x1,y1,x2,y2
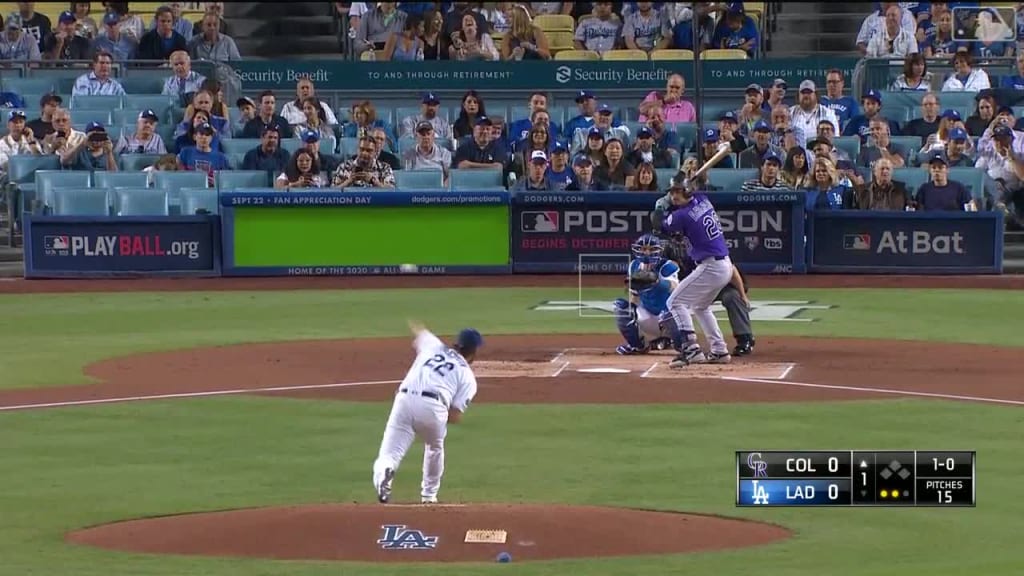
[{"x1": 613, "y1": 234, "x2": 686, "y2": 355}]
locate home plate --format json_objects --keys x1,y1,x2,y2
[
  {"x1": 643, "y1": 362, "x2": 796, "y2": 380},
  {"x1": 577, "y1": 368, "x2": 632, "y2": 374}
]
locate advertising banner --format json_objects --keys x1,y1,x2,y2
[
  {"x1": 511, "y1": 191, "x2": 806, "y2": 274},
  {"x1": 24, "y1": 216, "x2": 221, "y2": 278},
  {"x1": 807, "y1": 211, "x2": 1004, "y2": 274}
]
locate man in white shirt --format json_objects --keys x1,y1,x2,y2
[
  {"x1": 0, "y1": 110, "x2": 44, "y2": 177},
  {"x1": 71, "y1": 51, "x2": 127, "y2": 96},
  {"x1": 866, "y1": 3, "x2": 918, "y2": 57},
  {"x1": 279, "y1": 77, "x2": 339, "y2": 127},
  {"x1": 856, "y1": 1, "x2": 916, "y2": 54},
  {"x1": 789, "y1": 80, "x2": 839, "y2": 143},
  {"x1": 373, "y1": 321, "x2": 482, "y2": 505}
]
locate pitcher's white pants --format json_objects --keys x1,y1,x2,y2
[
  {"x1": 666, "y1": 256, "x2": 734, "y2": 355},
  {"x1": 372, "y1": 392, "x2": 449, "y2": 500}
]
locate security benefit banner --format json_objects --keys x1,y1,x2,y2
[
  {"x1": 808, "y1": 211, "x2": 1004, "y2": 274},
  {"x1": 23, "y1": 216, "x2": 221, "y2": 278},
  {"x1": 511, "y1": 191, "x2": 807, "y2": 274}
]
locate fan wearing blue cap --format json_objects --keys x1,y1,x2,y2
[
  {"x1": 372, "y1": 320, "x2": 483, "y2": 505},
  {"x1": 400, "y1": 93, "x2": 453, "y2": 141},
  {"x1": 698, "y1": 128, "x2": 734, "y2": 169},
  {"x1": 1, "y1": 13, "x2": 41, "y2": 62},
  {"x1": 938, "y1": 127, "x2": 974, "y2": 167},
  {"x1": 999, "y1": 52, "x2": 1024, "y2": 91},
  {"x1": 842, "y1": 89, "x2": 902, "y2": 144},
  {"x1": 565, "y1": 154, "x2": 609, "y2": 191},
  {"x1": 92, "y1": 11, "x2": 137, "y2": 63},
  {"x1": 114, "y1": 110, "x2": 169, "y2": 156},
  {"x1": 61, "y1": 121, "x2": 117, "y2": 172},
  {"x1": 545, "y1": 142, "x2": 574, "y2": 190},
  {"x1": 0, "y1": 110, "x2": 44, "y2": 166},
  {"x1": 628, "y1": 126, "x2": 675, "y2": 169},
  {"x1": 43, "y1": 10, "x2": 91, "y2": 62},
  {"x1": 453, "y1": 115, "x2": 508, "y2": 171},
  {"x1": 916, "y1": 152, "x2": 975, "y2": 211},
  {"x1": 740, "y1": 150, "x2": 794, "y2": 192},
  {"x1": 571, "y1": 103, "x2": 629, "y2": 155},
  {"x1": 176, "y1": 122, "x2": 232, "y2": 186},
  {"x1": 564, "y1": 90, "x2": 624, "y2": 146},
  {"x1": 737, "y1": 120, "x2": 784, "y2": 169},
  {"x1": 856, "y1": 117, "x2": 908, "y2": 168}
]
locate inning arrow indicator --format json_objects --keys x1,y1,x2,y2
[{"x1": 860, "y1": 460, "x2": 868, "y2": 468}]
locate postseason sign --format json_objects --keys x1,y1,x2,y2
[{"x1": 736, "y1": 451, "x2": 976, "y2": 507}]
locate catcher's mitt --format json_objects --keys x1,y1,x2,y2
[{"x1": 626, "y1": 268, "x2": 660, "y2": 291}]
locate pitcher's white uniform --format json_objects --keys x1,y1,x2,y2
[{"x1": 372, "y1": 330, "x2": 478, "y2": 502}]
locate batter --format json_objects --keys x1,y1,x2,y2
[{"x1": 372, "y1": 322, "x2": 482, "y2": 504}]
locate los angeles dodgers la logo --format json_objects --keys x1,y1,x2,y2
[
  {"x1": 751, "y1": 480, "x2": 770, "y2": 505},
  {"x1": 377, "y1": 525, "x2": 439, "y2": 550}
]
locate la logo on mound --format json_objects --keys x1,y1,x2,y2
[{"x1": 555, "y1": 66, "x2": 572, "y2": 84}]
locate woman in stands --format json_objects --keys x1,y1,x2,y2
[
  {"x1": 920, "y1": 108, "x2": 974, "y2": 157},
  {"x1": 419, "y1": 8, "x2": 446, "y2": 60},
  {"x1": 628, "y1": 161, "x2": 660, "y2": 191},
  {"x1": 500, "y1": 4, "x2": 550, "y2": 60},
  {"x1": 807, "y1": 156, "x2": 851, "y2": 210},
  {"x1": 450, "y1": 11, "x2": 500, "y2": 60},
  {"x1": 941, "y1": 51, "x2": 991, "y2": 92},
  {"x1": 475, "y1": 2, "x2": 511, "y2": 36},
  {"x1": 274, "y1": 149, "x2": 325, "y2": 189},
  {"x1": 72, "y1": 2, "x2": 98, "y2": 39},
  {"x1": 511, "y1": 124, "x2": 552, "y2": 177},
  {"x1": 382, "y1": 14, "x2": 424, "y2": 61},
  {"x1": 295, "y1": 97, "x2": 334, "y2": 142},
  {"x1": 174, "y1": 109, "x2": 224, "y2": 154},
  {"x1": 452, "y1": 90, "x2": 488, "y2": 140},
  {"x1": 922, "y1": 9, "x2": 964, "y2": 58},
  {"x1": 103, "y1": 2, "x2": 145, "y2": 42},
  {"x1": 782, "y1": 146, "x2": 813, "y2": 189},
  {"x1": 890, "y1": 53, "x2": 934, "y2": 91},
  {"x1": 342, "y1": 100, "x2": 389, "y2": 139},
  {"x1": 596, "y1": 137, "x2": 635, "y2": 190},
  {"x1": 965, "y1": 93, "x2": 997, "y2": 137}
]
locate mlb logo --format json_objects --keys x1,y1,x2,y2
[
  {"x1": 521, "y1": 211, "x2": 560, "y2": 233},
  {"x1": 745, "y1": 236, "x2": 760, "y2": 250},
  {"x1": 843, "y1": 234, "x2": 871, "y2": 251},
  {"x1": 44, "y1": 235, "x2": 70, "y2": 251}
]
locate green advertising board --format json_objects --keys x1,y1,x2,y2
[{"x1": 229, "y1": 57, "x2": 860, "y2": 93}]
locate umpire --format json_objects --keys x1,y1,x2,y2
[{"x1": 651, "y1": 183, "x2": 756, "y2": 356}]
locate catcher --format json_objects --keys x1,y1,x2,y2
[
  {"x1": 614, "y1": 234, "x2": 686, "y2": 355},
  {"x1": 651, "y1": 174, "x2": 756, "y2": 356}
]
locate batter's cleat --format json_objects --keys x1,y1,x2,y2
[
  {"x1": 706, "y1": 352, "x2": 732, "y2": 364},
  {"x1": 377, "y1": 468, "x2": 395, "y2": 504},
  {"x1": 616, "y1": 343, "x2": 649, "y2": 355},
  {"x1": 421, "y1": 496, "x2": 438, "y2": 504},
  {"x1": 649, "y1": 337, "x2": 672, "y2": 351},
  {"x1": 733, "y1": 336, "x2": 755, "y2": 356},
  {"x1": 669, "y1": 345, "x2": 707, "y2": 368}
]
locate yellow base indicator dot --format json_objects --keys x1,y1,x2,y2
[
  {"x1": 880, "y1": 490, "x2": 889, "y2": 498},
  {"x1": 891, "y1": 491, "x2": 899, "y2": 499}
]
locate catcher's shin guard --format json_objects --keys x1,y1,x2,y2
[
  {"x1": 613, "y1": 298, "x2": 645, "y2": 349},
  {"x1": 658, "y1": 310, "x2": 684, "y2": 350}
]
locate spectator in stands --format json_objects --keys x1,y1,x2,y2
[
  {"x1": 44, "y1": 107, "x2": 83, "y2": 155},
  {"x1": 25, "y1": 93, "x2": 60, "y2": 139},
  {"x1": 741, "y1": 151, "x2": 792, "y2": 191},
  {"x1": 400, "y1": 92, "x2": 452, "y2": 140},
  {"x1": 890, "y1": 53, "x2": 933, "y2": 91},
  {"x1": 920, "y1": 109, "x2": 971, "y2": 157},
  {"x1": 941, "y1": 51, "x2": 991, "y2": 92},
  {"x1": 977, "y1": 106, "x2": 1024, "y2": 157},
  {"x1": 241, "y1": 91, "x2": 293, "y2": 139},
  {"x1": 638, "y1": 73, "x2": 695, "y2": 124},
  {"x1": 765, "y1": 79, "x2": 788, "y2": 113},
  {"x1": 193, "y1": 2, "x2": 229, "y2": 37},
  {"x1": 820, "y1": 69, "x2": 859, "y2": 130},
  {"x1": 356, "y1": 2, "x2": 406, "y2": 56},
  {"x1": 489, "y1": 114, "x2": 508, "y2": 150},
  {"x1": 717, "y1": 111, "x2": 746, "y2": 154},
  {"x1": 242, "y1": 124, "x2": 290, "y2": 174},
  {"x1": 513, "y1": 150, "x2": 553, "y2": 191},
  {"x1": 403, "y1": 120, "x2": 451, "y2": 183},
  {"x1": 623, "y1": 1, "x2": 665, "y2": 54},
  {"x1": 856, "y1": 1, "x2": 915, "y2": 55},
  {"x1": 737, "y1": 83, "x2": 768, "y2": 136},
  {"x1": 475, "y1": 2, "x2": 510, "y2": 36},
  {"x1": 782, "y1": 146, "x2": 813, "y2": 189},
  {"x1": 281, "y1": 78, "x2": 340, "y2": 128},
  {"x1": 914, "y1": 1, "x2": 946, "y2": 39},
  {"x1": 381, "y1": 13, "x2": 424, "y2": 60},
  {"x1": 115, "y1": 109, "x2": 167, "y2": 155},
  {"x1": 453, "y1": 90, "x2": 487, "y2": 140},
  {"x1": 566, "y1": 154, "x2": 608, "y2": 191},
  {"x1": 808, "y1": 156, "x2": 851, "y2": 209},
  {"x1": 161, "y1": 50, "x2": 206, "y2": 106},
  {"x1": 513, "y1": 109, "x2": 559, "y2": 153},
  {"x1": 505, "y1": 92, "x2": 558, "y2": 144},
  {"x1": 419, "y1": 8, "x2": 444, "y2": 60},
  {"x1": 43, "y1": 10, "x2": 90, "y2": 62},
  {"x1": 274, "y1": 149, "x2": 325, "y2": 189},
  {"x1": 922, "y1": 9, "x2": 963, "y2": 57},
  {"x1": 449, "y1": 11, "x2": 499, "y2": 60},
  {"x1": 789, "y1": 80, "x2": 839, "y2": 146},
  {"x1": 628, "y1": 161, "x2": 660, "y2": 191},
  {"x1": 71, "y1": 2, "x2": 98, "y2": 39},
  {"x1": 104, "y1": 2, "x2": 145, "y2": 43},
  {"x1": 858, "y1": 118, "x2": 908, "y2": 168},
  {"x1": 142, "y1": 153, "x2": 178, "y2": 185},
  {"x1": 596, "y1": 137, "x2": 634, "y2": 189},
  {"x1": 442, "y1": 3, "x2": 490, "y2": 50},
  {"x1": 1002, "y1": 51, "x2": 1024, "y2": 90},
  {"x1": 966, "y1": 93, "x2": 997, "y2": 137},
  {"x1": 512, "y1": 124, "x2": 552, "y2": 176},
  {"x1": 738, "y1": 120, "x2": 783, "y2": 169},
  {"x1": 710, "y1": 7, "x2": 758, "y2": 57},
  {"x1": 234, "y1": 96, "x2": 256, "y2": 136},
  {"x1": 62, "y1": 121, "x2": 117, "y2": 171},
  {"x1": 453, "y1": 115, "x2": 506, "y2": 171},
  {"x1": 13, "y1": 2, "x2": 51, "y2": 53},
  {"x1": 303, "y1": 129, "x2": 341, "y2": 174},
  {"x1": 641, "y1": 105, "x2": 680, "y2": 152},
  {"x1": 175, "y1": 109, "x2": 223, "y2": 153},
  {"x1": 0, "y1": 110, "x2": 43, "y2": 176},
  {"x1": 571, "y1": 104, "x2": 629, "y2": 154},
  {"x1": 903, "y1": 93, "x2": 941, "y2": 140},
  {"x1": 628, "y1": 126, "x2": 674, "y2": 169},
  {"x1": 92, "y1": 11, "x2": 137, "y2": 61},
  {"x1": 843, "y1": 90, "x2": 901, "y2": 143},
  {"x1": 177, "y1": 122, "x2": 230, "y2": 184},
  {"x1": 369, "y1": 127, "x2": 399, "y2": 170},
  {"x1": 867, "y1": 3, "x2": 918, "y2": 57},
  {"x1": 696, "y1": 128, "x2": 731, "y2": 168},
  {"x1": 564, "y1": 91, "x2": 597, "y2": 140},
  {"x1": 342, "y1": 100, "x2": 386, "y2": 138},
  {"x1": 941, "y1": 127, "x2": 975, "y2": 167},
  {"x1": 288, "y1": 97, "x2": 332, "y2": 143},
  {"x1": 501, "y1": 4, "x2": 550, "y2": 60},
  {"x1": 808, "y1": 135, "x2": 850, "y2": 165},
  {"x1": 71, "y1": 50, "x2": 125, "y2": 96},
  {"x1": 574, "y1": 2, "x2": 621, "y2": 55},
  {"x1": 137, "y1": 5, "x2": 187, "y2": 61},
  {"x1": 176, "y1": 89, "x2": 230, "y2": 140},
  {"x1": 659, "y1": 3, "x2": 714, "y2": 52},
  {"x1": 546, "y1": 142, "x2": 573, "y2": 190},
  {"x1": 975, "y1": 125, "x2": 1024, "y2": 225},
  {"x1": 149, "y1": 2, "x2": 196, "y2": 39},
  {"x1": 770, "y1": 105, "x2": 804, "y2": 150},
  {"x1": 189, "y1": 9, "x2": 241, "y2": 62},
  {"x1": 916, "y1": 152, "x2": 974, "y2": 211},
  {"x1": 849, "y1": 157, "x2": 911, "y2": 210},
  {"x1": 1, "y1": 13, "x2": 41, "y2": 62}
]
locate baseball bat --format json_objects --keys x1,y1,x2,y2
[{"x1": 689, "y1": 142, "x2": 733, "y2": 185}]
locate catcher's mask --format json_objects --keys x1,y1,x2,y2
[{"x1": 631, "y1": 234, "x2": 664, "y2": 268}]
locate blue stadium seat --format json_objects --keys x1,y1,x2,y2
[
  {"x1": 279, "y1": 138, "x2": 304, "y2": 155},
  {"x1": 892, "y1": 168, "x2": 929, "y2": 195},
  {"x1": 221, "y1": 139, "x2": 261, "y2": 155},
  {"x1": 318, "y1": 137, "x2": 338, "y2": 155},
  {"x1": 119, "y1": 154, "x2": 165, "y2": 171},
  {"x1": 111, "y1": 188, "x2": 169, "y2": 216},
  {"x1": 123, "y1": 95, "x2": 175, "y2": 118},
  {"x1": 708, "y1": 168, "x2": 758, "y2": 190},
  {"x1": 508, "y1": 105, "x2": 531, "y2": 123},
  {"x1": 71, "y1": 94, "x2": 123, "y2": 111},
  {"x1": 36, "y1": 170, "x2": 92, "y2": 213},
  {"x1": 227, "y1": 153, "x2": 246, "y2": 168},
  {"x1": 51, "y1": 187, "x2": 109, "y2": 216},
  {"x1": 338, "y1": 137, "x2": 359, "y2": 157},
  {"x1": 69, "y1": 109, "x2": 113, "y2": 126},
  {"x1": 153, "y1": 171, "x2": 209, "y2": 190},
  {"x1": 450, "y1": 169, "x2": 503, "y2": 190},
  {"x1": 216, "y1": 170, "x2": 271, "y2": 190},
  {"x1": 395, "y1": 169, "x2": 444, "y2": 189},
  {"x1": 656, "y1": 168, "x2": 678, "y2": 186},
  {"x1": 949, "y1": 167, "x2": 986, "y2": 199},
  {"x1": 673, "y1": 123, "x2": 699, "y2": 153},
  {"x1": 94, "y1": 171, "x2": 151, "y2": 189},
  {"x1": 1, "y1": 77, "x2": 55, "y2": 95},
  {"x1": 118, "y1": 73, "x2": 167, "y2": 95},
  {"x1": 7, "y1": 155, "x2": 60, "y2": 185},
  {"x1": 833, "y1": 136, "x2": 861, "y2": 160},
  {"x1": 701, "y1": 101, "x2": 737, "y2": 123},
  {"x1": 179, "y1": 187, "x2": 219, "y2": 215},
  {"x1": 890, "y1": 135, "x2": 923, "y2": 165}
]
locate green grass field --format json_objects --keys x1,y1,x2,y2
[{"x1": 0, "y1": 286, "x2": 1021, "y2": 575}]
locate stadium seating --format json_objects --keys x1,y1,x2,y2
[
  {"x1": 650, "y1": 49, "x2": 695, "y2": 61},
  {"x1": 153, "y1": 171, "x2": 209, "y2": 191},
  {"x1": 708, "y1": 168, "x2": 758, "y2": 190},
  {"x1": 36, "y1": 171, "x2": 92, "y2": 213},
  {"x1": 179, "y1": 188, "x2": 220, "y2": 215},
  {"x1": 534, "y1": 14, "x2": 575, "y2": 32},
  {"x1": 450, "y1": 169, "x2": 504, "y2": 190},
  {"x1": 216, "y1": 171, "x2": 272, "y2": 190},
  {"x1": 553, "y1": 50, "x2": 600, "y2": 61},
  {"x1": 51, "y1": 188, "x2": 109, "y2": 217},
  {"x1": 602, "y1": 49, "x2": 649, "y2": 61},
  {"x1": 833, "y1": 137, "x2": 862, "y2": 161},
  {"x1": 111, "y1": 188, "x2": 170, "y2": 217},
  {"x1": 70, "y1": 94, "x2": 123, "y2": 111},
  {"x1": 395, "y1": 170, "x2": 444, "y2": 189},
  {"x1": 94, "y1": 171, "x2": 151, "y2": 189},
  {"x1": 222, "y1": 139, "x2": 262, "y2": 155},
  {"x1": 119, "y1": 154, "x2": 165, "y2": 172}
]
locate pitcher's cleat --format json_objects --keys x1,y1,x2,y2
[{"x1": 377, "y1": 467, "x2": 395, "y2": 504}]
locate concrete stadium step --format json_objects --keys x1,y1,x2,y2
[
  {"x1": 770, "y1": 2, "x2": 870, "y2": 56},
  {"x1": 1002, "y1": 258, "x2": 1024, "y2": 273},
  {"x1": 1003, "y1": 231, "x2": 1024, "y2": 245},
  {"x1": 0, "y1": 244, "x2": 23, "y2": 263}
]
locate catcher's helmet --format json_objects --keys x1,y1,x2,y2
[{"x1": 631, "y1": 234, "x2": 663, "y2": 267}]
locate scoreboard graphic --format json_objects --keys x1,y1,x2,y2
[{"x1": 736, "y1": 451, "x2": 975, "y2": 507}]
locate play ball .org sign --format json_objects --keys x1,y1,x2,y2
[{"x1": 532, "y1": 300, "x2": 834, "y2": 322}]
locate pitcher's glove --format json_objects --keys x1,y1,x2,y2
[{"x1": 626, "y1": 269, "x2": 660, "y2": 291}]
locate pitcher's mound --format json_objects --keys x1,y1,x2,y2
[{"x1": 67, "y1": 503, "x2": 791, "y2": 563}]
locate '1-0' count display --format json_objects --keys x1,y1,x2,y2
[{"x1": 736, "y1": 451, "x2": 975, "y2": 507}]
